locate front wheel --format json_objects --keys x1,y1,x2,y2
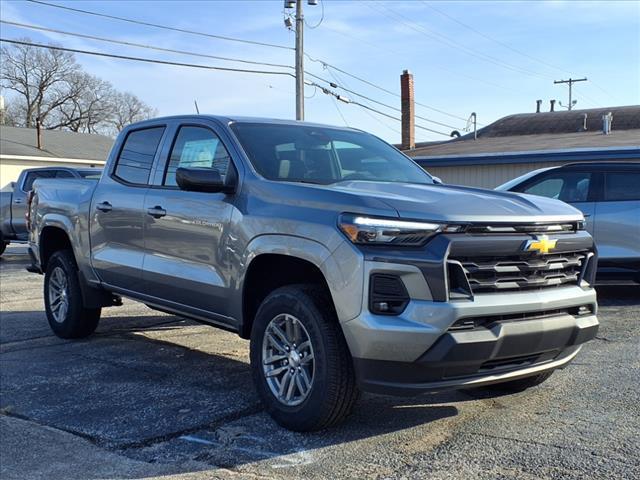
[
  {"x1": 44, "y1": 250, "x2": 101, "y2": 339},
  {"x1": 0, "y1": 241, "x2": 6, "y2": 257},
  {"x1": 250, "y1": 285, "x2": 359, "y2": 431}
]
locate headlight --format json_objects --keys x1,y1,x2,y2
[{"x1": 338, "y1": 213, "x2": 462, "y2": 246}]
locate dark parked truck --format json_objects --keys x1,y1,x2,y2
[
  {"x1": 0, "y1": 167, "x2": 101, "y2": 255},
  {"x1": 28, "y1": 116, "x2": 599, "y2": 431}
]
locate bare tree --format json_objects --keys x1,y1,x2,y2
[
  {"x1": 1, "y1": 39, "x2": 81, "y2": 127},
  {"x1": 109, "y1": 91, "x2": 157, "y2": 134},
  {"x1": 1, "y1": 39, "x2": 156, "y2": 136},
  {"x1": 47, "y1": 74, "x2": 116, "y2": 133}
]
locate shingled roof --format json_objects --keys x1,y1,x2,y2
[
  {"x1": 405, "y1": 105, "x2": 640, "y2": 158},
  {"x1": 0, "y1": 125, "x2": 113, "y2": 161}
]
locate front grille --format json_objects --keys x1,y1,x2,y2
[{"x1": 450, "y1": 251, "x2": 588, "y2": 294}]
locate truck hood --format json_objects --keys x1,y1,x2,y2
[{"x1": 331, "y1": 181, "x2": 584, "y2": 223}]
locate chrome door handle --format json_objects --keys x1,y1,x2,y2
[
  {"x1": 96, "y1": 201, "x2": 112, "y2": 212},
  {"x1": 147, "y1": 206, "x2": 166, "y2": 218},
  {"x1": 14, "y1": 199, "x2": 23, "y2": 204}
]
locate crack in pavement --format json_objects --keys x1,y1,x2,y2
[
  {"x1": 1, "y1": 402, "x2": 265, "y2": 453},
  {"x1": 117, "y1": 403, "x2": 264, "y2": 450}
]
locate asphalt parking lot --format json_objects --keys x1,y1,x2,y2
[{"x1": 1, "y1": 244, "x2": 639, "y2": 480}]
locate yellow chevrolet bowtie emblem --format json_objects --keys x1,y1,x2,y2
[{"x1": 524, "y1": 235, "x2": 557, "y2": 254}]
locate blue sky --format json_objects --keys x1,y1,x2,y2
[{"x1": 1, "y1": 0, "x2": 639, "y2": 142}]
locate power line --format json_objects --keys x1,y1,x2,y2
[
  {"x1": 1, "y1": 20, "x2": 294, "y2": 70},
  {"x1": 421, "y1": 1, "x2": 615, "y2": 105},
  {"x1": 305, "y1": 53, "x2": 469, "y2": 123},
  {"x1": 326, "y1": 67, "x2": 401, "y2": 135},
  {"x1": 420, "y1": 1, "x2": 574, "y2": 76},
  {"x1": 316, "y1": 86, "x2": 449, "y2": 137},
  {"x1": 21, "y1": 0, "x2": 470, "y2": 125},
  {"x1": 368, "y1": 2, "x2": 554, "y2": 81},
  {"x1": 0, "y1": 38, "x2": 296, "y2": 77},
  {"x1": 0, "y1": 37, "x2": 449, "y2": 137},
  {"x1": 25, "y1": 0, "x2": 293, "y2": 51},
  {"x1": 306, "y1": 71, "x2": 460, "y2": 130}
]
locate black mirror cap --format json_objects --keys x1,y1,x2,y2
[{"x1": 175, "y1": 167, "x2": 236, "y2": 194}]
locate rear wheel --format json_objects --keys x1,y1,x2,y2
[
  {"x1": 0, "y1": 241, "x2": 6, "y2": 257},
  {"x1": 250, "y1": 285, "x2": 359, "y2": 431},
  {"x1": 44, "y1": 250, "x2": 101, "y2": 339},
  {"x1": 482, "y1": 371, "x2": 554, "y2": 393}
]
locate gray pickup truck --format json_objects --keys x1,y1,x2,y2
[
  {"x1": 1, "y1": 167, "x2": 101, "y2": 255},
  {"x1": 28, "y1": 115, "x2": 599, "y2": 431}
]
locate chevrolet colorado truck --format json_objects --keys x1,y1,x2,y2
[
  {"x1": 1, "y1": 166, "x2": 101, "y2": 255},
  {"x1": 28, "y1": 115, "x2": 599, "y2": 431}
]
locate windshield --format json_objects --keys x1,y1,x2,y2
[{"x1": 231, "y1": 123, "x2": 434, "y2": 185}]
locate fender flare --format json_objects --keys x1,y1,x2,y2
[{"x1": 240, "y1": 234, "x2": 363, "y2": 324}]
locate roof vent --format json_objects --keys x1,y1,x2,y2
[
  {"x1": 550, "y1": 99, "x2": 556, "y2": 112},
  {"x1": 536, "y1": 100, "x2": 542, "y2": 113}
]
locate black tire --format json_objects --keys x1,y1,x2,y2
[
  {"x1": 44, "y1": 250, "x2": 101, "y2": 339},
  {"x1": 250, "y1": 284, "x2": 359, "y2": 431},
  {"x1": 482, "y1": 370, "x2": 554, "y2": 393},
  {"x1": 0, "y1": 241, "x2": 6, "y2": 257}
]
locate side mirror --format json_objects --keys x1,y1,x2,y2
[
  {"x1": 432, "y1": 176, "x2": 443, "y2": 185},
  {"x1": 176, "y1": 167, "x2": 235, "y2": 193}
]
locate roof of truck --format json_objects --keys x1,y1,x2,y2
[{"x1": 128, "y1": 114, "x2": 359, "y2": 131}]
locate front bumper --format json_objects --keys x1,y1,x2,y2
[
  {"x1": 340, "y1": 230, "x2": 599, "y2": 395},
  {"x1": 353, "y1": 313, "x2": 597, "y2": 396}
]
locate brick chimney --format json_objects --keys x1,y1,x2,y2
[{"x1": 400, "y1": 70, "x2": 415, "y2": 150}]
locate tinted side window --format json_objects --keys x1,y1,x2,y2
[
  {"x1": 114, "y1": 127, "x2": 165, "y2": 185},
  {"x1": 604, "y1": 172, "x2": 640, "y2": 201},
  {"x1": 522, "y1": 172, "x2": 591, "y2": 203},
  {"x1": 55, "y1": 170, "x2": 74, "y2": 178},
  {"x1": 163, "y1": 126, "x2": 231, "y2": 186},
  {"x1": 23, "y1": 171, "x2": 56, "y2": 191}
]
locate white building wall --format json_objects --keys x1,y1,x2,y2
[
  {"x1": 0, "y1": 155, "x2": 105, "y2": 187},
  {"x1": 424, "y1": 161, "x2": 587, "y2": 189}
]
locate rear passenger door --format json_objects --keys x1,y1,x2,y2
[
  {"x1": 141, "y1": 121, "x2": 238, "y2": 323},
  {"x1": 90, "y1": 125, "x2": 167, "y2": 292},
  {"x1": 517, "y1": 169, "x2": 596, "y2": 235},
  {"x1": 592, "y1": 170, "x2": 640, "y2": 262}
]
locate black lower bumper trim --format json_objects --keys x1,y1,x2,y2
[{"x1": 354, "y1": 313, "x2": 598, "y2": 396}]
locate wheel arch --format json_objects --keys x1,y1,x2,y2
[{"x1": 239, "y1": 234, "x2": 362, "y2": 339}]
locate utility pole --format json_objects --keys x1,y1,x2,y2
[
  {"x1": 295, "y1": 0, "x2": 304, "y2": 120},
  {"x1": 285, "y1": 0, "x2": 318, "y2": 120},
  {"x1": 554, "y1": 77, "x2": 587, "y2": 111}
]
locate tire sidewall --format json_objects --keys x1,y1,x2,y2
[
  {"x1": 250, "y1": 287, "x2": 335, "y2": 428},
  {"x1": 44, "y1": 251, "x2": 87, "y2": 338}
]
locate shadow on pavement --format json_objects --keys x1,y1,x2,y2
[
  {"x1": 1, "y1": 311, "x2": 461, "y2": 478},
  {"x1": 596, "y1": 284, "x2": 640, "y2": 306}
]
